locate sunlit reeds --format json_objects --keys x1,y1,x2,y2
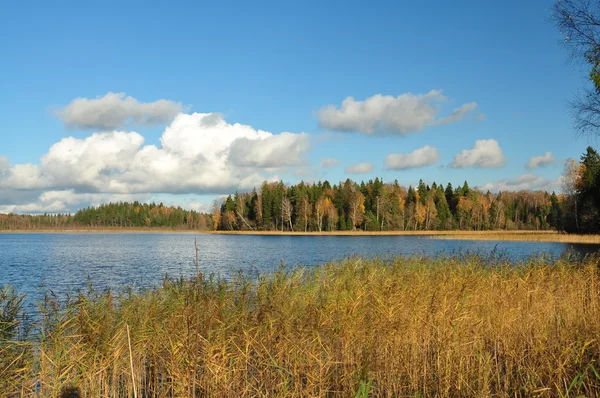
[{"x1": 2, "y1": 254, "x2": 600, "y2": 397}]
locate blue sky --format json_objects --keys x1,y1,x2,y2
[{"x1": 0, "y1": 0, "x2": 592, "y2": 213}]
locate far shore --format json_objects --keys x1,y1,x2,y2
[{"x1": 2, "y1": 228, "x2": 600, "y2": 244}]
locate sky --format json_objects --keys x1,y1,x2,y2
[{"x1": 0, "y1": 0, "x2": 593, "y2": 214}]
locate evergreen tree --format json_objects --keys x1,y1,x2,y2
[{"x1": 549, "y1": 192, "x2": 563, "y2": 231}]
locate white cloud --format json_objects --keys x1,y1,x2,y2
[
  {"x1": 0, "y1": 112, "x2": 310, "y2": 213},
  {"x1": 478, "y1": 174, "x2": 562, "y2": 193},
  {"x1": 320, "y1": 158, "x2": 340, "y2": 167},
  {"x1": 55, "y1": 92, "x2": 184, "y2": 129},
  {"x1": 450, "y1": 139, "x2": 507, "y2": 168},
  {"x1": 317, "y1": 90, "x2": 478, "y2": 135},
  {"x1": 385, "y1": 145, "x2": 440, "y2": 170},
  {"x1": 474, "y1": 113, "x2": 487, "y2": 121},
  {"x1": 0, "y1": 164, "x2": 50, "y2": 190},
  {"x1": 40, "y1": 131, "x2": 145, "y2": 191},
  {"x1": 0, "y1": 156, "x2": 9, "y2": 173},
  {"x1": 345, "y1": 162, "x2": 374, "y2": 174},
  {"x1": 435, "y1": 102, "x2": 478, "y2": 125},
  {"x1": 0, "y1": 190, "x2": 149, "y2": 214},
  {"x1": 526, "y1": 152, "x2": 556, "y2": 169},
  {"x1": 229, "y1": 132, "x2": 310, "y2": 168}
]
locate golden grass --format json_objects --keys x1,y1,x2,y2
[
  {"x1": 205, "y1": 229, "x2": 559, "y2": 236},
  {"x1": 209, "y1": 229, "x2": 600, "y2": 244},
  {"x1": 432, "y1": 232, "x2": 600, "y2": 244},
  {"x1": 3, "y1": 254, "x2": 600, "y2": 397}
]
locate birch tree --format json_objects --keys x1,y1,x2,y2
[
  {"x1": 348, "y1": 188, "x2": 365, "y2": 230},
  {"x1": 297, "y1": 195, "x2": 311, "y2": 232},
  {"x1": 314, "y1": 197, "x2": 324, "y2": 232},
  {"x1": 282, "y1": 196, "x2": 293, "y2": 231}
]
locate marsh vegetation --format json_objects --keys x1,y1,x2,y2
[{"x1": 2, "y1": 254, "x2": 600, "y2": 397}]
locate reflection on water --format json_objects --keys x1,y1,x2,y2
[{"x1": 1, "y1": 233, "x2": 598, "y2": 311}]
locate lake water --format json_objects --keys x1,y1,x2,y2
[{"x1": 1, "y1": 233, "x2": 599, "y2": 311}]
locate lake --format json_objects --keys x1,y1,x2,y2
[{"x1": 1, "y1": 233, "x2": 599, "y2": 311}]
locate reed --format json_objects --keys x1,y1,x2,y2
[
  {"x1": 2, "y1": 254, "x2": 600, "y2": 397},
  {"x1": 206, "y1": 230, "x2": 600, "y2": 244}
]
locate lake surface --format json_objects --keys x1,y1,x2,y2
[{"x1": 1, "y1": 233, "x2": 599, "y2": 311}]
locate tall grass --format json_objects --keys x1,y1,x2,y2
[
  {"x1": 0, "y1": 286, "x2": 31, "y2": 396},
  {"x1": 2, "y1": 254, "x2": 600, "y2": 397}
]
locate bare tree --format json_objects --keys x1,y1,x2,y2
[
  {"x1": 315, "y1": 197, "x2": 326, "y2": 232},
  {"x1": 255, "y1": 193, "x2": 263, "y2": 227},
  {"x1": 563, "y1": 158, "x2": 582, "y2": 232},
  {"x1": 282, "y1": 197, "x2": 293, "y2": 231},
  {"x1": 490, "y1": 198, "x2": 504, "y2": 229},
  {"x1": 554, "y1": 0, "x2": 600, "y2": 136},
  {"x1": 326, "y1": 204, "x2": 338, "y2": 231},
  {"x1": 235, "y1": 194, "x2": 253, "y2": 230},
  {"x1": 297, "y1": 195, "x2": 311, "y2": 232}
]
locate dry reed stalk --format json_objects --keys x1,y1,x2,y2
[
  {"x1": 127, "y1": 324, "x2": 137, "y2": 398},
  {"x1": 2, "y1": 254, "x2": 600, "y2": 396}
]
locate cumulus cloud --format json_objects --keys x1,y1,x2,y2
[
  {"x1": 229, "y1": 132, "x2": 310, "y2": 168},
  {"x1": 345, "y1": 162, "x2": 374, "y2": 174},
  {"x1": 55, "y1": 92, "x2": 184, "y2": 129},
  {"x1": 450, "y1": 139, "x2": 507, "y2": 168},
  {"x1": 0, "y1": 156, "x2": 9, "y2": 174},
  {"x1": 0, "y1": 164, "x2": 49, "y2": 190},
  {"x1": 0, "y1": 112, "x2": 310, "y2": 213},
  {"x1": 0, "y1": 190, "x2": 149, "y2": 214},
  {"x1": 385, "y1": 145, "x2": 440, "y2": 170},
  {"x1": 526, "y1": 152, "x2": 556, "y2": 169},
  {"x1": 478, "y1": 174, "x2": 562, "y2": 193},
  {"x1": 317, "y1": 90, "x2": 478, "y2": 135},
  {"x1": 320, "y1": 158, "x2": 340, "y2": 167}
]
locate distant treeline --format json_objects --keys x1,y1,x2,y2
[
  {"x1": 2, "y1": 147, "x2": 599, "y2": 233},
  {"x1": 0, "y1": 202, "x2": 211, "y2": 230},
  {"x1": 214, "y1": 178, "x2": 561, "y2": 232}
]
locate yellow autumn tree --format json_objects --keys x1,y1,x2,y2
[
  {"x1": 211, "y1": 201, "x2": 221, "y2": 231},
  {"x1": 349, "y1": 188, "x2": 365, "y2": 230}
]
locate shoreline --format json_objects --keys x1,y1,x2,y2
[{"x1": 1, "y1": 228, "x2": 600, "y2": 244}]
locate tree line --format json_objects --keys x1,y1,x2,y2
[
  {"x1": 2, "y1": 146, "x2": 599, "y2": 234},
  {"x1": 1, "y1": 183, "x2": 559, "y2": 232},
  {"x1": 0, "y1": 202, "x2": 211, "y2": 230},
  {"x1": 214, "y1": 146, "x2": 600, "y2": 234},
  {"x1": 214, "y1": 178, "x2": 561, "y2": 232}
]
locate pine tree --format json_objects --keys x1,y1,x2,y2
[{"x1": 549, "y1": 192, "x2": 563, "y2": 231}]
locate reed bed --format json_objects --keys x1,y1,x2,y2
[
  {"x1": 431, "y1": 232, "x2": 600, "y2": 244},
  {"x1": 208, "y1": 230, "x2": 600, "y2": 244},
  {"x1": 2, "y1": 254, "x2": 600, "y2": 397}
]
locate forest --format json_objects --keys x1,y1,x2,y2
[
  {"x1": 1, "y1": 146, "x2": 599, "y2": 234},
  {"x1": 0, "y1": 202, "x2": 211, "y2": 230},
  {"x1": 215, "y1": 179, "x2": 559, "y2": 232},
  {"x1": 213, "y1": 146, "x2": 599, "y2": 233}
]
